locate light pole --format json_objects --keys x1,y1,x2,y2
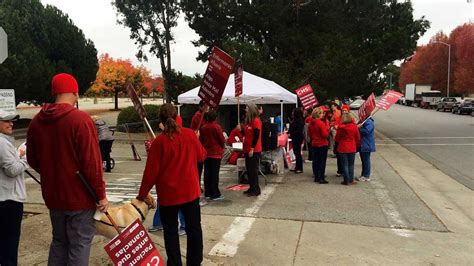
[{"x1": 433, "y1": 40, "x2": 451, "y2": 97}]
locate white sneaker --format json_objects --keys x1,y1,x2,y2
[
  {"x1": 364, "y1": 177, "x2": 371, "y2": 182},
  {"x1": 199, "y1": 199, "x2": 208, "y2": 207},
  {"x1": 356, "y1": 177, "x2": 366, "y2": 182}
]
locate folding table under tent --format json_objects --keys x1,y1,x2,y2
[{"x1": 177, "y1": 71, "x2": 298, "y2": 131}]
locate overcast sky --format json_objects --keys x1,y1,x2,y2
[{"x1": 40, "y1": 0, "x2": 473, "y2": 77}]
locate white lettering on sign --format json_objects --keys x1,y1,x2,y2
[{"x1": 0, "y1": 89, "x2": 16, "y2": 113}]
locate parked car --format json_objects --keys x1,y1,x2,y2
[
  {"x1": 452, "y1": 99, "x2": 474, "y2": 115},
  {"x1": 349, "y1": 99, "x2": 365, "y2": 110},
  {"x1": 436, "y1": 97, "x2": 458, "y2": 112}
]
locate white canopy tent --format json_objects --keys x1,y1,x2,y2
[
  {"x1": 178, "y1": 71, "x2": 297, "y2": 104},
  {"x1": 178, "y1": 71, "x2": 297, "y2": 130}
]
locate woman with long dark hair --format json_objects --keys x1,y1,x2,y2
[
  {"x1": 137, "y1": 103, "x2": 206, "y2": 265},
  {"x1": 289, "y1": 108, "x2": 305, "y2": 173},
  {"x1": 242, "y1": 103, "x2": 262, "y2": 196}
]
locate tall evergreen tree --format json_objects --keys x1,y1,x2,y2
[
  {"x1": 0, "y1": 0, "x2": 98, "y2": 104},
  {"x1": 181, "y1": 0, "x2": 429, "y2": 99}
]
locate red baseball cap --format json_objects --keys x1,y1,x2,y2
[
  {"x1": 342, "y1": 105, "x2": 350, "y2": 111},
  {"x1": 51, "y1": 73, "x2": 79, "y2": 96}
]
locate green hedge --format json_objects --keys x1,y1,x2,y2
[{"x1": 116, "y1": 104, "x2": 161, "y2": 133}]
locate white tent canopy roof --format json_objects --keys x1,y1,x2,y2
[{"x1": 178, "y1": 71, "x2": 297, "y2": 105}]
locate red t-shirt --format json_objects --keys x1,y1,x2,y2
[
  {"x1": 200, "y1": 121, "x2": 226, "y2": 159},
  {"x1": 138, "y1": 128, "x2": 206, "y2": 206},
  {"x1": 226, "y1": 127, "x2": 243, "y2": 146},
  {"x1": 243, "y1": 118, "x2": 262, "y2": 153}
]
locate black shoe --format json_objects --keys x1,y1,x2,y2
[
  {"x1": 105, "y1": 169, "x2": 111, "y2": 173},
  {"x1": 341, "y1": 181, "x2": 349, "y2": 185},
  {"x1": 246, "y1": 191, "x2": 261, "y2": 197},
  {"x1": 243, "y1": 189, "x2": 252, "y2": 194},
  {"x1": 319, "y1": 180, "x2": 329, "y2": 184}
]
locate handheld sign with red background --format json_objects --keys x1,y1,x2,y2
[
  {"x1": 198, "y1": 47, "x2": 235, "y2": 109},
  {"x1": 235, "y1": 64, "x2": 243, "y2": 97},
  {"x1": 376, "y1": 90, "x2": 404, "y2": 111},
  {"x1": 358, "y1": 93, "x2": 376, "y2": 122},
  {"x1": 105, "y1": 219, "x2": 163, "y2": 266},
  {"x1": 295, "y1": 84, "x2": 319, "y2": 110},
  {"x1": 127, "y1": 83, "x2": 147, "y2": 120}
]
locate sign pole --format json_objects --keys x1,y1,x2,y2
[{"x1": 237, "y1": 96, "x2": 240, "y2": 125}]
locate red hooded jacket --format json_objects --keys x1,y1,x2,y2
[
  {"x1": 27, "y1": 103, "x2": 105, "y2": 210},
  {"x1": 335, "y1": 123, "x2": 361, "y2": 153}
]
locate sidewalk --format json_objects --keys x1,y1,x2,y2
[{"x1": 17, "y1": 132, "x2": 473, "y2": 265}]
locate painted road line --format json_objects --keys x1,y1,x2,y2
[
  {"x1": 209, "y1": 174, "x2": 285, "y2": 257},
  {"x1": 371, "y1": 178, "x2": 414, "y2": 238}
]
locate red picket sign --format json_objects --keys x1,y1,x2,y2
[
  {"x1": 198, "y1": 46, "x2": 235, "y2": 109},
  {"x1": 127, "y1": 83, "x2": 147, "y2": 120},
  {"x1": 235, "y1": 64, "x2": 243, "y2": 97},
  {"x1": 358, "y1": 93, "x2": 376, "y2": 122},
  {"x1": 104, "y1": 219, "x2": 163, "y2": 266},
  {"x1": 295, "y1": 84, "x2": 319, "y2": 110},
  {"x1": 376, "y1": 90, "x2": 404, "y2": 111}
]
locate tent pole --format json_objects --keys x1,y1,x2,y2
[
  {"x1": 280, "y1": 100, "x2": 284, "y2": 133},
  {"x1": 177, "y1": 104, "x2": 181, "y2": 116}
]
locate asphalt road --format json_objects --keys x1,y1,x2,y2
[{"x1": 373, "y1": 104, "x2": 474, "y2": 190}]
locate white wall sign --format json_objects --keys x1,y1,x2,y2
[
  {"x1": 0, "y1": 89, "x2": 16, "y2": 113},
  {"x1": 0, "y1": 27, "x2": 7, "y2": 64}
]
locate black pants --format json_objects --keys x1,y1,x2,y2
[
  {"x1": 312, "y1": 146, "x2": 328, "y2": 181},
  {"x1": 99, "y1": 140, "x2": 113, "y2": 171},
  {"x1": 245, "y1": 152, "x2": 261, "y2": 193},
  {"x1": 0, "y1": 200, "x2": 23, "y2": 266},
  {"x1": 307, "y1": 140, "x2": 313, "y2": 160},
  {"x1": 204, "y1": 158, "x2": 222, "y2": 199},
  {"x1": 160, "y1": 198, "x2": 203, "y2": 266},
  {"x1": 293, "y1": 137, "x2": 303, "y2": 171}
]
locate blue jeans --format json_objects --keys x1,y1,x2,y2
[
  {"x1": 312, "y1": 146, "x2": 328, "y2": 181},
  {"x1": 360, "y1": 152, "x2": 371, "y2": 177},
  {"x1": 339, "y1": 153, "x2": 356, "y2": 183},
  {"x1": 153, "y1": 200, "x2": 185, "y2": 230}
]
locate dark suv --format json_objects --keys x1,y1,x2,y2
[
  {"x1": 436, "y1": 97, "x2": 457, "y2": 112},
  {"x1": 452, "y1": 99, "x2": 474, "y2": 115}
]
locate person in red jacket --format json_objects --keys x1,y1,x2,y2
[
  {"x1": 242, "y1": 103, "x2": 262, "y2": 196},
  {"x1": 137, "y1": 103, "x2": 206, "y2": 265},
  {"x1": 26, "y1": 73, "x2": 108, "y2": 265},
  {"x1": 335, "y1": 113, "x2": 361, "y2": 185},
  {"x1": 226, "y1": 124, "x2": 243, "y2": 146},
  {"x1": 190, "y1": 100, "x2": 208, "y2": 190},
  {"x1": 200, "y1": 110, "x2": 226, "y2": 200},
  {"x1": 309, "y1": 107, "x2": 330, "y2": 184}
]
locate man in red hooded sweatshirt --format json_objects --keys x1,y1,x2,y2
[{"x1": 27, "y1": 73, "x2": 108, "y2": 266}]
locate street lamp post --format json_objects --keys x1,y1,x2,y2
[{"x1": 433, "y1": 40, "x2": 451, "y2": 97}]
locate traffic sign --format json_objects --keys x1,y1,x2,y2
[{"x1": 0, "y1": 27, "x2": 7, "y2": 64}]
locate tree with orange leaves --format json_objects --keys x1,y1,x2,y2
[
  {"x1": 400, "y1": 23, "x2": 474, "y2": 97},
  {"x1": 91, "y1": 54, "x2": 153, "y2": 109}
]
